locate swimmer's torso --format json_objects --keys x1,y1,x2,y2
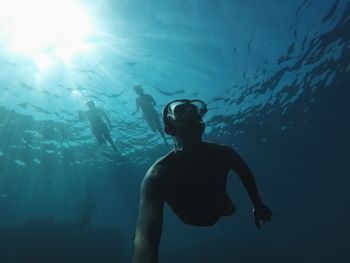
[
  {"x1": 158, "y1": 142, "x2": 233, "y2": 226},
  {"x1": 137, "y1": 95, "x2": 157, "y2": 114},
  {"x1": 86, "y1": 108, "x2": 105, "y2": 127}
]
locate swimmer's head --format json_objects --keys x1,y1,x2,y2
[
  {"x1": 85, "y1": 100, "x2": 95, "y2": 109},
  {"x1": 134, "y1": 85, "x2": 144, "y2": 94},
  {"x1": 163, "y1": 99, "x2": 207, "y2": 137}
]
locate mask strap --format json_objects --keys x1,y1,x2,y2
[{"x1": 173, "y1": 137, "x2": 183, "y2": 155}]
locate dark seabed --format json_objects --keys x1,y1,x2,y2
[{"x1": 0, "y1": 0, "x2": 349, "y2": 262}]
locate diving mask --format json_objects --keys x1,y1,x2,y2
[{"x1": 164, "y1": 99, "x2": 207, "y2": 127}]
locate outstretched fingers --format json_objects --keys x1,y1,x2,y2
[{"x1": 253, "y1": 205, "x2": 273, "y2": 229}]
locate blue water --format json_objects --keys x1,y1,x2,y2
[{"x1": 0, "y1": 0, "x2": 349, "y2": 262}]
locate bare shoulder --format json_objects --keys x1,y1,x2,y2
[
  {"x1": 152, "y1": 150, "x2": 176, "y2": 170},
  {"x1": 142, "y1": 151, "x2": 175, "y2": 190},
  {"x1": 202, "y1": 141, "x2": 234, "y2": 155}
]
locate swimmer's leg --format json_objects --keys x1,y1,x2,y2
[
  {"x1": 102, "y1": 126, "x2": 119, "y2": 152},
  {"x1": 93, "y1": 129, "x2": 106, "y2": 144},
  {"x1": 145, "y1": 115, "x2": 157, "y2": 132},
  {"x1": 153, "y1": 117, "x2": 168, "y2": 145},
  {"x1": 105, "y1": 133, "x2": 119, "y2": 152}
]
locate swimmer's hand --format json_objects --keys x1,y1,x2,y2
[{"x1": 252, "y1": 204, "x2": 272, "y2": 229}]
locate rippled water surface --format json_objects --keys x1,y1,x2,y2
[{"x1": 0, "y1": 0, "x2": 349, "y2": 262}]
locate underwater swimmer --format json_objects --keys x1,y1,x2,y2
[
  {"x1": 132, "y1": 99, "x2": 272, "y2": 263},
  {"x1": 132, "y1": 85, "x2": 168, "y2": 145},
  {"x1": 79, "y1": 100, "x2": 119, "y2": 153}
]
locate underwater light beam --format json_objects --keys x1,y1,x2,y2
[{"x1": 0, "y1": 0, "x2": 95, "y2": 68}]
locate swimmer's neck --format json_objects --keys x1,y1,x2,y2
[{"x1": 175, "y1": 136, "x2": 203, "y2": 152}]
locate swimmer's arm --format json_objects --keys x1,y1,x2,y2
[
  {"x1": 132, "y1": 100, "x2": 140, "y2": 115},
  {"x1": 227, "y1": 148, "x2": 263, "y2": 208},
  {"x1": 149, "y1": 95, "x2": 156, "y2": 106},
  {"x1": 227, "y1": 147, "x2": 272, "y2": 228},
  {"x1": 132, "y1": 168, "x2": 164, "y2": 263},
  {"x1": 101, "y1": 110, "x2": 112, "y2": 127}
]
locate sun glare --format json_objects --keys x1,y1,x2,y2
[{"x1": 0, "y1": 0, "x2": 94, "y2": 68}]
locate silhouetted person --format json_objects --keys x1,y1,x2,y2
[
  {"x1": 132, "y1": 85, "x2": 168, "y2": 144},
  {"x1": 79, "y1": 100, "x2": 118, "y2": 152},
  {"x1": 132, "y1": 99, "x2": 272, "y2": 263}
]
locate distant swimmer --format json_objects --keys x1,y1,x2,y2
[
  {"x1": 132, "y1": 99, "x2": 272, "y2": 263},
  {"x1": 132, "y1": 85, "x2": 168, "y2": 145},
  {"x1": 79, "y1": 100, "x2": 119, "y2": 153}
]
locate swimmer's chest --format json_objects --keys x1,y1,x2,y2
[
  {"x1": 87, "y1": 109, "x2": 103, "y2": 122},
  {"x1": 164, "y1": 151, "x2": 229, "y2": 194},
  {"x1": 137, "y1": 96, "x2": 153, "y2": 108}
]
